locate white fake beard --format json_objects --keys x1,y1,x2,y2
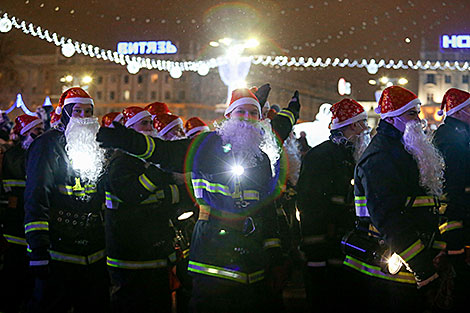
[
  {"x1": 21, "y1": 134, "x2": 35, "y2": 150},
  {"x1": 403, "y1": 121, "x2": 445, "y2": 197},
  {"x1": 140, "y1": 129, "x2": 159, "y2": 137},
  {"x1": 352, "y1": 130, "x2": 371, "y2": 162},
  {"x1": 65, "y1": 117, "x2": 106, "y2": 185},
  {"x1": 217, "y1": 118, "x2": 281, "y2": 174},
  {"x1": 283, "y1": 134, "x2": 302, "y2": 186}
]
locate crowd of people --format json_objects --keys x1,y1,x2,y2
[{"x1": 0, "y1": 82, "x2": 468, "y2": 313}]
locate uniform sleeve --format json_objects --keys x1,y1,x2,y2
[
  {"x1": 357, "y1": 153, "x2": 436, "y2": 281},
  {"x1": 270, "y1": 108, "x2": 297, "y2": 143},
  {"x1": 107, "y1": 154, "x2": 183, "y2": 207},
  {"x1": 24, "y1": 136, "x2": 56, "y2": 253}
]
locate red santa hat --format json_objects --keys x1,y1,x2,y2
[
  {"x1": 266, "y1": 108, "x2": 278, "y2": 120},
  {"x1": 144, "y1": 102, "x2": 171, "y2": 117},
  {"x1": 330, "y1": 99, "x2": 367, "y2": 130},
  {"x1": 154, "y1": 113, "x2": 183, "y2": 137},
  {"x1": 13, "y1": 114, "x2": 43, "y2": 136},
  {"x1": 375, "y1": 86, "x2": 421, "y2": 118},
  {"x1": 224, "y1": 88, "x2": 261, "y2": 118},
  {"x1": 101, "y1": 112, "x2": 124, "y2": 128},
  {"x1": 50, "y1": 110, "x2": 61, "y2": 127},
  {"x1": 122, "y1": 106, "x2": 151, "y2": 128},
  {"x1": 184, "y1": 117, "x2": 210, "y2": 137},
  {"x1": 437, "y1": 88, "x2": 470, "y2": 116},
  {"x1": 56, "y1": 87, "x2": 94, "y2": 115}
]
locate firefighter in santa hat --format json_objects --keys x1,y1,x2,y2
[
  {"x1": 24, "y1": 87, "x2": 109, "y2": 313},
  {"x1": 184, "y1": 117, "x2": 210, "y2": 139},
  {"x1": 104, "y1": 106, "x2": 191, "y2": 312},
  {"x1": 346, "y1": 86, "x2": 452, "y2": 311},
  {"x1": 297, "y1": 98, "x2": 370, "y2": 312},
  {"x1": 96, "y1": 85, "x2": 300, "y2": 312},
  {"x1": 154, "y1": 113, "x2": 186, "y2": 141},
  {"x1": 0, "y1": 114, "x2": 44, "y2": 313},
  {"x1": 432, "y1": 88, "x2": 470, "y2": 311},
  {"x1": 101, "y1": 111, "x2": 123, "y2": 128}
]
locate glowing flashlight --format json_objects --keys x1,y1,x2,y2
[
  {"x1": 387, "y1": 253, "x2": 403, "y2": 275},
  {"x1": 177, "y1": 211, "x2": 194, "y2": 221},
  {"x1": 231, "y1": 165, "x2": 245, "y2": 176}
]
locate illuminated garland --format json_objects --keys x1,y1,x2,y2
[{"x1": 1, "y1": 10, "x2": 469, "y2": 77}]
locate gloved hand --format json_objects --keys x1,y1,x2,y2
[
  {"x1": 254, "y1": 83, "x2": 271, "y2": 107},
  {"x1": 29, "y1": 248, "x2": 51, "y2": 280},
  {"x1": 287, "y1": 90, "x2": 301, "y2": 120},
  {"x1": 96, "y1": 122, "x2": 137, "y2": 150}
]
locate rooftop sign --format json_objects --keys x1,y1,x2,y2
[{"x1": 117, "y1": 41, "x2": 177, "y2": 55}]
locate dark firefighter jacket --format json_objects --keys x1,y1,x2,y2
[
  {"x1": 104, "y1": 150, "x2": 184, "y2": 270},
  {"x1": 349, "y1": 120, "x2": 443, "y2": 284},
  {"x1": 1, "y1": 143, "x2": 28, "y2": 246},
  {"x1": 297, "y1": 139, "x2": 356, "y2": 265},
  {"x1": 433, "y1": 116, "x2": 470, "y2": 251},
  {"x1": 24, "y1": 129, "x2": 106, "y2": 266},
  {"x1": 97, "y1": 108, "x2": 296, "y2": 284}
]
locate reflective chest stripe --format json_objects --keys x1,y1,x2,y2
[
  {"x1": 24, "y1": 221, "x2": 49, "y2": 233},
  {"x1": 50, "y1": 249, "x2": 105, "y2": 265},
  {"x1": 107, "y1": 256, "x2": 167, "y2": 269},
  {"x1": 106, "y1": 190, "x2": 165, "y2": 209},
  {"x1": 399, "y1": 239, "x2": 425, "y2": 262},
  {"x1": 344, "y1": 255, "x2": 415, "y2": 284},
  {"x1": 132, "y1": 135, "x2": 156, "y2": 160},
  {"x1": 2, "y1": 179, "x2": 26, "y2": 188},
  {"x1": 58, "y1": 184, "x2": 97, "y2": 197},
  {"x1": 3, "y1": 234, "x2": 27, "y2": 246},
  {"x1": 263, "y1": 238, "x2": 282, "y2": 249},
  {"x1": 192, "y1": 179, "x2": 259, "y2": 201},
  {"x1": 140, "y1": 190, "x2": 166, "y2": 204},
  {"x1": 354, "y1": 196, "x2": 369, "y2": 217},
  {"x1": 277, "y1": 109, "x2": 295, "y2": 126},
  {"x1": 406, "y1": 196, "x2": 436, "y2": 207},
  {"x1": 439, "y1": 221, "x2": 463, "y2": 234},
  {"x1": 188, "y1": 260, "x2": 265, "y2": 284}
]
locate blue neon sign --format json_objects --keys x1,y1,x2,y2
[
  {"x1": 441, "y1": 34, "x2": 470, "y2": 49},
  {"x1": 117, "y1": 41, "x2": 178, "y2": 55}
]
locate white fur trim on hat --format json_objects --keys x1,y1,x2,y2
[
  {"x1": 55, "y1": 106, "x2": 62, "y2": 115},
  {"x1": 20, "y1": 118, "x2": 43, "y2": 136},
  {"x1": 224, "y1": 97, "x2": 261, "y2": 118},
  {"x1": 380, "y1": 98, "x2": 421, "y2": 119},
  {"x1": 125, "y1": 110, "x2": 152, "y2": 128},
  {"x1": 330, "y1": 111, "x2": 368, "y2": 130},
  {"x1": 445, "y1": 97, "x2": 470, "y2": 116},
  {"x1": 114, "y1": 113, "x2": 123, "y2": 122},
  {"x1": 186, "y1": 125, "x2": 210, "y2": 137},
  {"x1": 158, "y1": 117, "x2": 183, "y2": 137},
  {"x1": 63, "y1": 97, "x2": 94, "y2": 106}
]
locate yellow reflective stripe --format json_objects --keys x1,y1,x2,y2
[
  {"x1": 106, "y1": 256, "x2": 167, "y2": 269},
  {"x1": 156, "y1": 190, "x2": 165, "y2": 199},
  {"x1": 343, "y1": 255, "x2": 415, "y2": 284},
  {"x1": 354, "y1": 196, "x2": 369, "y2": 217},
  {"x1": 399, "y1": 239, "x2": 424, "y2": 262},
  {"x1": 241, "y1": 190, "x2": 259, "y2": 201},
  {"x1": 3, "y1": 234, "x2": 27, "y2": 246},
  {"x1": 406, "y1": 196, "x2": 436, "y2": 207},
  {"x1": 2, "y1": 179, "x2": 26, "y2": 188},
  {"x1": 58, "y1": 184, "x2": 96, "y2": 196},
  {"x1": 49, "y1": 249, "x2": 105, "y2": 265},
  {"x1": 134, "y1": 135, "x2": 156, "y2": 160},
  {"x1": 192, "y1": 179, "x2": 231, "y2": 197},
  {"x1": 432, "y1": 240, "x2": 447, "y2": 250},
  {"x1": 439, "y1": 221, "x2": 463, "y2": 234},
  {"x1": 277, "y1": 109, "x2": 295, "y2": 125},
  {"x1": 263, "y1": 238, "x2": 282, "y2": 249},
  {"x1": 24, "y1": 221, "x2": 49, "y2": 233},
  {"x1": 188, "y1": 260, "x2": 265, "y2": 284},
  {"x1": 139, "y1": 174, "x2": 158, "y2": 192},
  {"x1": 169, "y1": 184, "x2": 179, "y2": 204}
]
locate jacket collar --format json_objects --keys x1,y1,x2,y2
[
  {"x1": 375, "y1": 119, "x2": 403, "y2": 140},
  {"x1": 444, "y1": 116, "x2": 470, "y2": 134}
]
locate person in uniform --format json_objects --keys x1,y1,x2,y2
[
  {"x1": 96, "y1": 86, "x2": 300, "y2": 313},
  {"x1": 24, "y1": 87, "x2": 109, "y2": 313}
]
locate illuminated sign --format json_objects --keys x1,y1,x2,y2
[
  {"x1": 441, "y1": 35, "x2": 470, "y2": 49},
  {"x1": 117, "y1": 41, "x2": 177, "y2": 55},
  {"x1": 338, "y1": 78, "x2": 351, "y2": 96}
]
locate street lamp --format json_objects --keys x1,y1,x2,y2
[{"x1": 82, "y1": 75, "x2": 93, "y2": 84}]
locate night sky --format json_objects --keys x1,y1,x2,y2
[{"x1": 2, "y1": 0, "x2": 470, "y2": 100}]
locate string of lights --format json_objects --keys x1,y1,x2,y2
[{"x1": 1, "y1": 10, "x2": 469, "y2": 77}]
